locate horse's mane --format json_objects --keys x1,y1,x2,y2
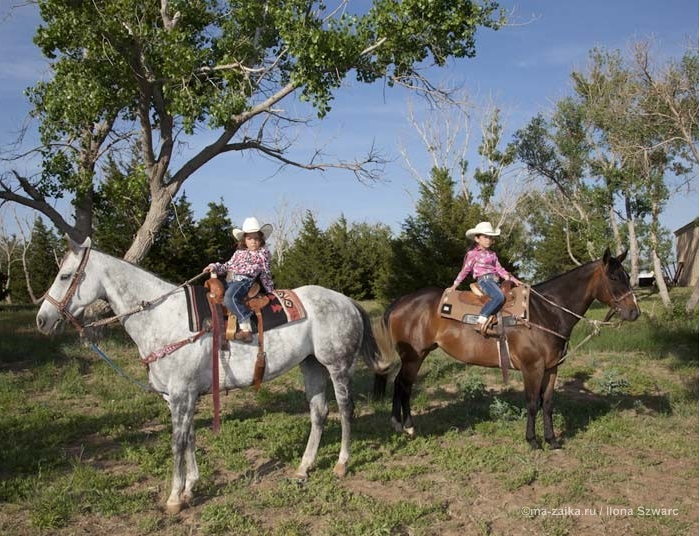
[
  {"x1": 383, "y1": 286, "x2": 442, "y2": 323},
  {"x1": 91, "y1": 247, "x2": 178, "y2": 288},
  {"x1": 531, "y1": 257, "x2": 601, "y2": 294}
]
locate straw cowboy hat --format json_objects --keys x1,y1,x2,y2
[
  {"x1": 232, "y1": 217, "x2": 273, "y2": 241},
  {"x1": 465, "y1": 221, "x2": 501, "y2": 240}
]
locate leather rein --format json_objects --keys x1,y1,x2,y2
[
  {"x1": 44, "y1": 244, "x2": 208, "y2": 365},
  {"x1": 523, "y1": 280, "x2": 632, "y2": 365}
]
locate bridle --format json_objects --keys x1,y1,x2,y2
[
  {"x1": 43, "y1": 244, "x2": 92, "y2": 334},
  {"x1": 523, "y1": 265, "x2": 636, "y2": 365}
]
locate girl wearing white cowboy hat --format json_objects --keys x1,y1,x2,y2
[
  {"x1": 447, "y1": 221, "x2": 522, "y2": 335},
  {"x1": 203, "y1": 217, "x2": 275, "y2": 342}
]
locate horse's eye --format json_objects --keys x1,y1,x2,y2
[{"x1": 60, "y1": 273, "x2": 72, "y2": 281}]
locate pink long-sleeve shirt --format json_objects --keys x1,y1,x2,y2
[
  {"x1": 453, "y1": 246, "x2": 511, "y2": 287},
  {"x1": 210, "y1": 247, "x2": 275, "y2": 292}
]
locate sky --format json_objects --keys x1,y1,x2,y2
[{"x1": 1, "y1": 0, "x2": 697, "y2": 246}]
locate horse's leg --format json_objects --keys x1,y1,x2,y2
[
  {"x1": 541, "y1": 367, "x2": 561, "y2": 449},
  {"x1": 165, "y1": 390, "x2": 198, "y2": 514},
  {"x1": 327, "y1": 361, "x2": 354, "y2": 478},
  {"x1": 181, "y1": 419, "x2": 200, "y2": 503},
  {"x1": 521, "y1": 363, "x2": 545, "y2": 450},
  {"x1": 392, "y1": 343, "x2": 425, "y2": 437},
  {"x1": 295, "y1": 355, "x2": 330, "y2": 480}
]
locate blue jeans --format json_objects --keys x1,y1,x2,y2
[
  {"x1": 223, "y1": 276, "x2": 254, "y2": 322},
  {"x1": 478, "y1": 275, "x2": 505, "y2": 317}
]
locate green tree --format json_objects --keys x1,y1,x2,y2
[
  {"x1": 195, "y1": 200, "x2": 235, "y2": 270},
  {"x1": 571, "y1": 44, "x2": 695, "y2": 305},
  {"x1": 376, "y1": 167, "x2": 485, "y2": 302},
  {"x1": 1, "y1": 0, "x2": 505, "y2": 266},
  {"x1": 473, "y1": 107, "x2": 516, "y2": 206},
  {"x1": 518, "y1": 191, "x2": 588, "y2": 280},
  {"x1": 143, "y1": 194, "x2": 199, "y2": 283},
  {"x1": 323, "y1": 216, "x2": 392, "y2": 299},
  {"x1": 274, "y1": 212, "x2": 391, "y2": 299},
  {"x1": 92, "y1": 155, "x2": 151, "y2": 257},
  {"x1": 274, "y1": 211, "x2": 330, "y2": 289},
  {"x1": 14, "y1": 218, "x2": 62, "y2": 303}
]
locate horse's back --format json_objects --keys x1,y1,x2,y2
[
  {"x1": 292, "y1": 285, "x2": 365, "y2": 359},
  {"x1": 386, "y1": 287, "x2": 443, "y2": 347}
]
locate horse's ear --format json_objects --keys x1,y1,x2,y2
[
  {"x1": 602, "y1": 247, "x2": 612, "y2": 264},
  {"x1": 616, "y1": 249, "x2": 628, "y2": 263},
  {"x1": 67, "y1": 235, "x2": 91, "y2": 254}
]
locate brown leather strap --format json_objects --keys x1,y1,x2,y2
[
  {"x1": 208, "y1": 298, "x2": 222, "y2": 434},
  {"x1": 496, "y1": 313, "x2": 510, "y2": 384},
  {"x1": 252, "y1": 310, "x2": 266, "y2": 390}
]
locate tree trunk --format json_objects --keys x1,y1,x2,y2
[
  {"x1": 609, "y1": 203, "x2": 623, "y2": 255},
  {"x1": 651, "y1": 249, "x2": 672, "y2": 307},
  {"x1": 649, "y1": 199, "x2": 671, "y2": 307},
  {"x1": 123, "y1": 190, "x2": 172, "y2": 264},
  {"x1": 625, "y1": 195, "x2": 640, "y2": 287}
]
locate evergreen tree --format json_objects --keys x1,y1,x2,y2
[
  {"x1": 325, "y1": 216, "x2": 363, "y2": 298},
  {"x1": 352, "y1": 221, "x2": 393, "y2": 300},
  {"x1": 376, "y1": 168, "x2": 484, "y2": 302},
  {"x1": 93, "y1": 156, "x2": 151, "y2": 257},
  {"x1": 274, "y1": 211, "x2": 330, "y2": 289},
  {"x1": 143, "y1": 194, "x2": 198, "y2": 283},
  {"x1": 15, "y1": 218, "x2": 62, "y2": 303},
  {"x1": 518, "y1": 191, "x2": 588, "y2": 280},
  {"x1": 194, "y1": 200, "x2": 235, "y2": 270}
]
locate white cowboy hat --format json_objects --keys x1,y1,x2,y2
[
  {"x1": 232, "y1": 217, "x2": 273, "y2": 241},
  {"x1": 465, "y1": 221, "x2": 501, "y2": 240}
]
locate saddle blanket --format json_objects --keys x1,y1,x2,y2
[
  {"x1": 184, "y1": 285, "x2": 306, "y2": 333},
  {"x1": 439, "y1": 285, "x2": 529, "y2": 326}
]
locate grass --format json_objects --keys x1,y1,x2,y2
[{"x1": 0, "y1": 288, "x2": 697, "y2": 535}]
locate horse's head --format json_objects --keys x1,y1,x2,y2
[
  {"x1": 36, "y1": 236, "x2": 101, "y2": 334},
  {"x1": 598, "y1": 248, "x2": 640, "y2": 321}
]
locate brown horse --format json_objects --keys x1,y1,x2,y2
[{"x1": 373, "y1": 249, "x2": 640, "y2": 449}]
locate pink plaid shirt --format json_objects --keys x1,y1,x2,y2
[
  {"x1": 453, "y1": 246, "x2": 511, "y2": 287},
  {"x1": 211, "y1": 247, "x2": 275, "y2": 292}
]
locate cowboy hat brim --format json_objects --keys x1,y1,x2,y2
[
  {"x1": 465, "y1": 222, "x2": 501, "y2": 240},
  {"x1": 233, "y1": 223, "x2": 273, "y2": 242}
]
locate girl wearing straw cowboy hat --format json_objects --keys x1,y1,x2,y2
[
  {"x1": 203, "y1": 217, "x2": 275, "y2": 342},
  {"x1": 447, "y1": 221, "x2": 522, "y2": 334}
]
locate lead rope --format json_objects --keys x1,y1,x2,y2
[
  {"x1": 526, "y1": 288, "x2": 620, "y2": 365},
  {"x1": 81, "y1": 272, "x2": 208, "y2": 330},
  {"x1": 76, "y1": 272, "x2": 208, "y2": 396}
]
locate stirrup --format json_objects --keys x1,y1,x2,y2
[
  {"x1": 226, "y1": 315, "x2": 238, "y2": 340},
  {"x1": 234, "y1": 330, "x2": 253, "y2": 343},
  {"x1": 480, "y1": 315, "x2": 495, "y2": 335}
]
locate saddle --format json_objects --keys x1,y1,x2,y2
[
  {"x1": 440, "y1": 281, "x2": 529, "y2": 330},
  {"x1": 440, "y1": 281, "x2": 530, "y2": 384},
  {"x1": 204, "y1": 276, "x2": 268, "y2": 389}
]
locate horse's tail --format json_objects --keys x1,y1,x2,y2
[
  {"x1": 352, "y1": 301, "x2": 397, "y2": 382},
  {"x1": 362, "y1": 307, "x2": 399, "y2": 401}
]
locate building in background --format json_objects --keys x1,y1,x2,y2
[{"x1": 674, "y1": 219, "x2": 699, "y2": 287}]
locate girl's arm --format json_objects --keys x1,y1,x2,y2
[{"x1": 449, "y1": 251, "x2": 475, "y2": 290}]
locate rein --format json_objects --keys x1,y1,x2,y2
[
  {"x1": 81, "y1": 272, "x2": 208, "y2": 331},
  {"x1": 44, "y1": 244, "x2": 209, "y2": 393},
  {"x1": 525, "y1": 287, "x2": 622, "y2": 364}
]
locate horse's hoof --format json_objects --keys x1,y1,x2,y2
[
  {"x1": 403, "y1": 426, "x2": 416, "y2": 438},
  {"x1": 547, "y1": 439, "x2": 562, "y2": 450},
  {"x1": 293, "y1": 469, "x2": 308, "y2": 482},
  {"x1": 391, "y1": 417, "x2": 403, "y2": 433},
  {"x1": 527, "y1": 439, "x2": 542, "y2": 450},
  {"x1": 165, "y1": 500, "x2": 183, "y2": 515},
  {"x1": 333, "y1": 462, "x2": 347, "y2": 478}
]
